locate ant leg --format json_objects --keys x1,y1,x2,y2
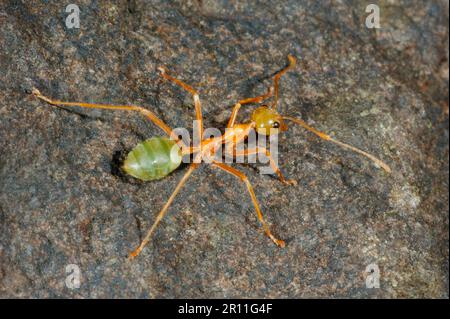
[
  {"x1": 229, "y1": 54, "x2": 296, "y2": 123},
  {"x1": 283, "y1": 116, "x2": 391, "y2": 173},
  {"x1": 227, "y1": 54, "x2": 296, "y2": 126},
  {"x1": 31, "y1": 88, "x2": 187, "y2": 149},
  {"x1": 157, "y1": 67, "x2": 203, "y2": 142},
  {"x1": 229, "y1": 147, "x2": 297, "y2": 185},
  {"x1": 211, "y1": 161, "x2": 286, "y2": 247},
  {"x1": 227, "y1": 87, "x2": 273, "y2": 128},
  {"x1": 182, "y1": 146, "x2": 201, "y2": 155},
  {"x1": 128, "y1": 163, "x2": 198, "y2": 260},
  {"x1": 272, "y1": 55, "x2": 296, "y2": 109}
]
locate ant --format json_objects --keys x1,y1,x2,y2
[{"x1": 31, "y1": 55, "x2": 391, "y2": 259}]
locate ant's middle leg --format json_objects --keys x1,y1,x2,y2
[
  {"x1": 157, "y1": 67, "x2": 203, "y2": 142},
  {"x1": 211, "y1": 161, "x2": 286, "y2": 248}
]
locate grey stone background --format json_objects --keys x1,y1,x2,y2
[{"x1": 0, "y1": 0, "x2": 448, "y2": 298}]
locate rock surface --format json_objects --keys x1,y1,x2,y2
[{"x1": 0, "y1": 0, "x2": 448, "y2": 298}]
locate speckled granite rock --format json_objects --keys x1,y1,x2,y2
[{"x1": 0, "y1": 0, "x2": 448, "y2": 298}]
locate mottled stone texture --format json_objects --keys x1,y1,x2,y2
[{"x1": 0, "y1": 0, "x2": 448, "y2": 298}]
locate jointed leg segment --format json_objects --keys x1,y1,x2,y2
[
  {"x1": 227, "y1": 54, "x2": 296, "y2": 128},
  {"x1": 227, "y1": 87, "x2": 273, "y2": 128},
  {"x1": 212, "y1": 161, "x2": 285, "y2": 248},
  {"x1": 128, "y1": 163, "x2": 198, "y2": 259},
  {"x1": 31, "y1": 88, "x2": 186, "y2": 149},
  {"x1": 229, "y1": 147, "x2": 296, "y2": 185},
  {"x1": 157, "y1": 67, "x2": 203, "y2": 142},
  {"x1": 272, "y1": 55, "x2": 296, "y2": 109}
]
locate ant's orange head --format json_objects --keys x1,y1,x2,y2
[{"x1": 251, "y1": 106, "x2": 287, "y2": 135}]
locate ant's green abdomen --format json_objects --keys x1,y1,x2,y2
[{"x1": 123, "y1": 137, "x2": 182, "y2": 181}]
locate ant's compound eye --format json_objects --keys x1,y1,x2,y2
[{"x1": 273, "y1": 121, "x2": 280, "y2": 128}]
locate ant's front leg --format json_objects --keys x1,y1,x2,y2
[
  {"x1": 227, "y1": 147, "x2": 297, "y2": 186},
  {"x1": 227, "y1": 87, "x2": 273, "y2": 128}
]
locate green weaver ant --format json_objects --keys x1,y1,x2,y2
[{"x1": 31, "y1": 55, "x2": 391, "y2": 259}]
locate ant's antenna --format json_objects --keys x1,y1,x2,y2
[{"x1": 283, "y1": 116, "x2": 391, "y2": 173}]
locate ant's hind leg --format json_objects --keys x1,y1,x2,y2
[
  {"x1": 31, "y1": 88, "x2": 187, "y2": 149},
  {"x1": 211, "y1": 161, "x2": 286, "y2": 248},
  {"x1": 128, "y1": 163, "x2": 198, "y2": 260}
]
